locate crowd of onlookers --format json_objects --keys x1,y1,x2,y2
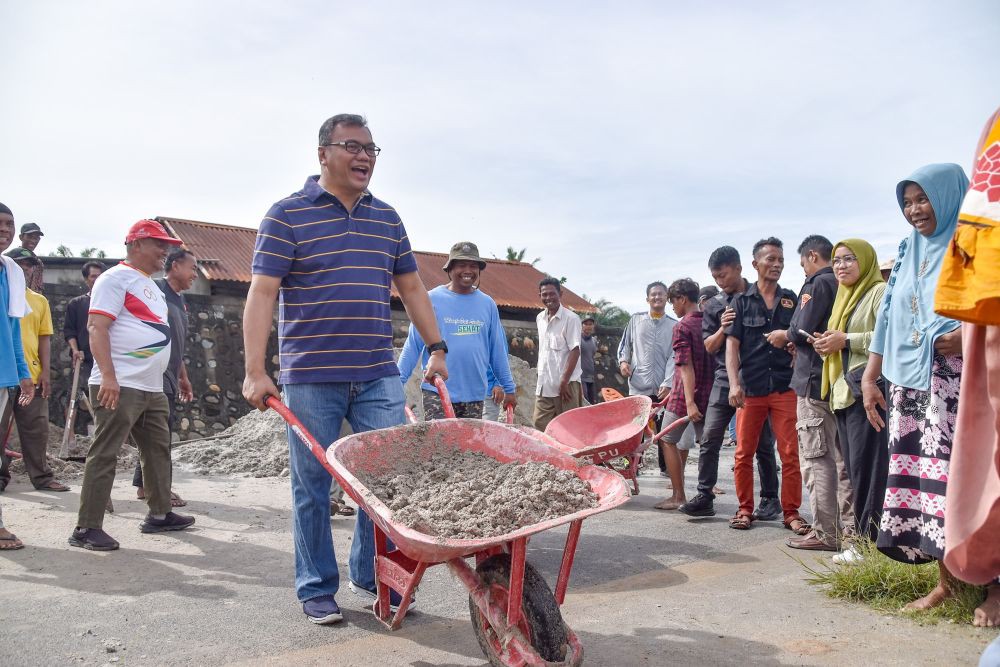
[{"x1": 2, "y1": 110, "x2": 997, "y2": 659}]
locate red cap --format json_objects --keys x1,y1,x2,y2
[{"x1": 125, "y1": 219, "x2": 183, "y2": 245}]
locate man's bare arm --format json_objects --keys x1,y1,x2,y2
[
  {"x1": 88, "y1": 313, "x2": 119, "y2": 409},
  {"x1": 394, "y1": 271, "x2": 447, "y2": 381},
  {"x1": 242, "y1": 274, "x2": 282, "y2": 410}
]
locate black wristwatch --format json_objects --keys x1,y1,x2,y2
[{"x1": 427, "y1": 340, "x2": 448, "y2": 355}]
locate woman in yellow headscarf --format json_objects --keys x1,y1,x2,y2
[{"x1": 812, "y1": 239, "x2": 886, "y2": 565}]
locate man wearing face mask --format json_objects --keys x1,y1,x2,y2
[{"x1": 398, "y1": 241, "x2": 516, "y2": 419}]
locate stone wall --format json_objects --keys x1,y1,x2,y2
[{"x1": 44, "y1": 283, "x2": 625, "y2": 440}]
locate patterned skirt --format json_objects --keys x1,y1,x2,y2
[{"x1": 877, "y1": 353, "x2": 962, "y2": 564}]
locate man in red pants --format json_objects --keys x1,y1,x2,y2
[{"x1": 725, "y1": 237, "x2": 805, "y2": 532}]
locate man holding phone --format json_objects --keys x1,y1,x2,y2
[
  {"x1": 679, "y1": 246, "x2": 780, "y2": 519},
  {"x1": 768, "y1": 236, "x2": 855, "y2": 550}
]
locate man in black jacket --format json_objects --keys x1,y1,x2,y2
[{"x1": 767, "y1": 235, "x2": 854, "y2": 551}]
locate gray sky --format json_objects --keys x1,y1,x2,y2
[{"x1": 2, "y1": 1, "x2": 998, "y2": 312}]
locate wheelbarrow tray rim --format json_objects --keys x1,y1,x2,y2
[
  {"x1": 543, "y1": 395, "x2": 653, "y2": 458},
  {"x1": 327, "y1": 419, "x2": 631, "y2": 563}
]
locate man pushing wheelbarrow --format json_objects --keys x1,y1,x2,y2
[{"x1": 242, "y1": 113, "x2": 449, "y2": 625}]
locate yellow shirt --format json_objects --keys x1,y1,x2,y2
[{"x1": 20, "y1": 289, "x2": 53, "y2": 384}]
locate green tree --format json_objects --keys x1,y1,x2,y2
[
  {"x1": 55, "y1": 244, "x2": 73, "y2": 257},
  {"x1": 581, "y1": 294, "x2": 631, "y2": 328},
  {"x1": 505, "y1": 246, "x2": 541, "y2": 266}
]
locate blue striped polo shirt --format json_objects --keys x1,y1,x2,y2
[{"x1": 252, "y1": 175, "x2": 417, "y2": 384}]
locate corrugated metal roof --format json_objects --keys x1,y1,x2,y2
[
  {"x1": 157, "y1": 217, "x2": 596, "y2": 313},
  {"x1": 158, "y1": 217, "x2": 258, "y2": 284},
  {"x1": 402, "y1": 251, "x2": 596, "y2": 313}
]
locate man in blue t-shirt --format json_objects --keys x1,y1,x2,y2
[
  {"x1": 398, "y1": 241, "x2": 516, "y2": 419},
  {"x1": 243, "y1": 114, "x2": 448, "y2": 626}
]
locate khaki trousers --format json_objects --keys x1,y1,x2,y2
[
  {"x1": 533, "y1": 381, "x2": 582, "y2": 431},
  {"x1": 796, "y1": 396, "x2": 856, "y2": 547},
  {"x1": 77, "y1": 386, "x2": 172, "y2": 529}
]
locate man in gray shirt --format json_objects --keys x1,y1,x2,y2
[{"x1": 618, "y1": 282, "x2": 676, "y2": 474}]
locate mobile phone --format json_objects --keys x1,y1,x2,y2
[{"x1": 798, "y1": 328, "x2": 816, "y2": 342}]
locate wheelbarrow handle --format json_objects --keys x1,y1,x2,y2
[
  {"x1": 430, "y1": 375, "x2": 457, "y2": 419},
  {"x1": 651, "y1": 415, "x2": 691, "y2": 443},
  {"x1": 505, "y1": 404, "x2": 514, "y2": 424},
  {"x1": 264, "y1": 395, "x2": 344, "y2": 484}
]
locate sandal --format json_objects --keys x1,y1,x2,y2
[
  {"x1": 37, "y1": 480, "x2": 70, "y2": 492},
  {"x1": 170, "y1": 491, "x2": 187, "y2": 508},
  {"x1": 729, "y1": 513, "x2": 753, "y2": 530},
  {"x1": 654, "y1": 499, "x2": 684, "y2": 511},
  {"x1": 783, "y1": 515, "x2": 810, "y2": 535},
  {"x1": 0, "y1": 533, "x2": 25, "y2": 550},
  {"x1": 330, "y1": 500, "x2": 356, "y2": 517}
]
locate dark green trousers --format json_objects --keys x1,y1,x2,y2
[{"x1": 77, "y1": 386, "x2": 171, "y2": 529}]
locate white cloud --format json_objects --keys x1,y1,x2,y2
[{"x1": 2, "y1": 1, "x2": 997, "y2": 312}]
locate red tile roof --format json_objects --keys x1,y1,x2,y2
[{"x1": 157, "y1": 217, "x2": 596, "y2": 313}]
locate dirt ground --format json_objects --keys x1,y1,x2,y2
[{"x1": 1, "y1": 445, "x2": 994, "y2": 666}]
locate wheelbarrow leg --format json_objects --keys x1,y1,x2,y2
[
  {"x1": 373, "y1": 524, "x2": 427, "y2": 630},
  {"x1": 554, "y1": 519, "x2": 583, "y2": 605},
  {"x1": 506, "y1": 537, "x2": 528, "y2": 631}
]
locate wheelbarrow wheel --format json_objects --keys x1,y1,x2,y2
[{"x1": 469, "y1": 554, "x2": 569, "y2": 665}]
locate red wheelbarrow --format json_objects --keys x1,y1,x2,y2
[
  {"x1": 266, "y1": 379, "x2": 631, "y2": 667},
  {"x1": 542, "y1": 395, "x2": 689, "y2": 495}
]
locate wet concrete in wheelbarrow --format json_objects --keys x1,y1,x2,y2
[{"x1": 0, "y1": 448, "x2": 993, "y2": 666}]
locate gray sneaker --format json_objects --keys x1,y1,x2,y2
[{"x1": 753, "y1": 497, "x2": 783, "y2": 521}]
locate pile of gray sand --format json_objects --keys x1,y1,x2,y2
[
  {"x1": 361, "y1": 447, "x2": 598, "y2": 539},
  {"x1": 174, "y1": 408, "x2": 290, "y2": 478},
  {"x1": 5, "y1": 429, "x2": 136, "y2": 481}
]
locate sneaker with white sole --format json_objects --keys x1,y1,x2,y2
[
  {"x1": 303, "y1": 594, "x2": 343, "y2": 624},
  {"x1": 832, "y1": 546, "x2": 864, "y2": 566}
]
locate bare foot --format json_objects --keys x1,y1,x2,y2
[
  {"x1": 974, "y1": 585, "x2": 1000, "y2": 627},
  {"x1": 136, "y1": 486, "x2": 145, "y2": 500},
  {"x1": 654, "y1": 497, "x2": 686, "y2": 510},
  {"x1": 712, "y1": 486, "x2": 725, "y2": 495},
  {"x1": 903, "y1": 582, "x2": 954, "y2": 611}
]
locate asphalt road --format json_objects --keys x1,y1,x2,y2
[{"x1": 0, "y1": 448, "x2": 993, "y2": 665}]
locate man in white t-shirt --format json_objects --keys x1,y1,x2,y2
[
  {"x1": 533, "y1": 277, "x2": 583, "y2": 430},
  {"x1": 69, "y1": 220, "x2": 195, "y2": 551}
]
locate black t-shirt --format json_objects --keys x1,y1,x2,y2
[
  {"x1": 701, "y1": 279, "x2": 749, "y2": 388},
  {"x1": 787, "y1": 266, "x2": 838, "y2": 400},
  {"x1": 728, "y1": 282, "x2": 797, "y2": 397},
  {"x1": 63, "y1": 294, "x2": 93, "y2": 363}
]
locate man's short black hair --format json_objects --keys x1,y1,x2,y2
[
  {"x1": 667, "y1": 278, "x2": 700, "y2": 303},
  {"x1": 538, "y1": 276, "x2": 562, "y2": 294},
  {"x1": 646, "y1": 281, "x2": 667, "y2": 296},
  {"x1": 318, "y1": 114, "x2": 368, "y2": 145},
  {"x1": 708, "y1": 246, "x2": 741, "y2": 271},
  {"x1": 797, "y1": 235, "x2": 833, "y2": 261},
  {"x1": 164, "y1": 248, "x2": 195, "y2": 274},
  {"x1": 752, "y1": 237, "x2": 784, "y2": 259},
  {"x1": 81, "y1": 260, "x2": 107, "y2": 279},
  {"x1": 0, "y1": 203, "x2": 11, "y2": 216}
]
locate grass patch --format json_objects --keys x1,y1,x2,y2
[{"x1": 795, "y1": 538, "x2": 985, "y2": 625}]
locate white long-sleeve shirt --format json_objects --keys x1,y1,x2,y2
[{"x1": 617, "y1": 311, "x2": 676, "y2": 396}]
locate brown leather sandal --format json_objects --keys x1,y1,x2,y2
[
  {"x1": 729, "y1": 513, "x2": 753, "y2": 530},
  {"x1": 783, "y1": 515, "x2": 810, "y2": 535}
]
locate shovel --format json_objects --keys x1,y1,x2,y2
[{"x1": 59, "y1": 356, "x2": 83, "y2": 460}]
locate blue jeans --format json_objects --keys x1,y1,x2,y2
[{"x1": 283, "y1": 376, "x2": 405, "y2": 602}]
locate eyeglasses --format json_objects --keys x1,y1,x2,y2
[
  {"x1": 832, "y1": 255, "x2": 858, "y2": 267},
  {"x1": 321, "y1": 140, "x2": 381, "y2": 157}
]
